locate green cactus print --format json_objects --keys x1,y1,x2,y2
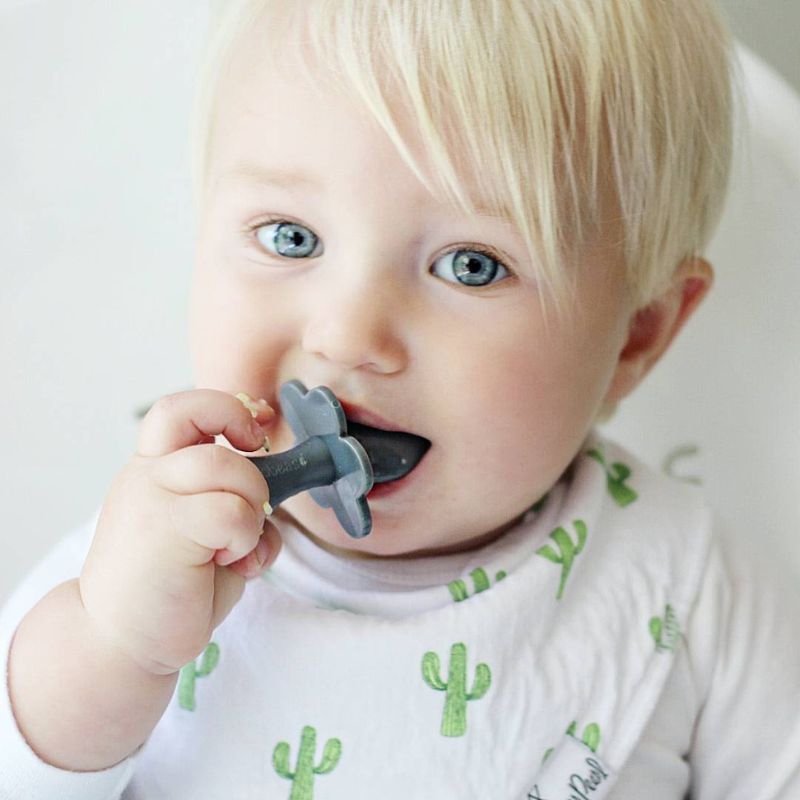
[
  {"x1": 448, "y1": 567, "x2": 507, "y2": 602},
  {"x1": 535, "y1": 520, "x2": 588, "y2": 600},
  {"x1": 568, "y1": 720, "x2": 601, "y2": 751},
  {"x1": 422, "y1": 643, "x2": 492, "y2": 737},
  {"x1": 587, "y1": 449, "x2": 638, "y2": 507},
  {"x1": 542, "y1": 721, "x2": 602, "y2": 765},
  {"x1": 273, "y1": 726, "x2": 342, "y2": 800},
  {"x1": 178, "y1": 642, "x2": 220, "y2": 711},
  {"x1": 649, "y1": 604, "x2": 681, "y2": 652}
]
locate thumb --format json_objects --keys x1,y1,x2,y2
[{"x1": 226, "y1": 519, "x2": 283, "y2": 581}]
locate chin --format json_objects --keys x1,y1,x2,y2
[{"x1": 278, "y1": 496, "x2": 430, "y2": 558}]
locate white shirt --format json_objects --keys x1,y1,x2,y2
[{"x1": 1, "y1": 430, "x2": 799, "y2": 799}]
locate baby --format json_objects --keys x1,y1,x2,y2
[{"x1": 3, "y1": 0, "x2": 800, "y2": 798}]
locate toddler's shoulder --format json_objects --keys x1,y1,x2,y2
[
  {"x1": 677, "y1": 508, "x2": 800, "y2": 790},
  {"x1": 582, "y1": 430, "x2": 712, "y2": 537},
  {"x1": 586, "y1": 430, "x2": 797, "y2": 637}
]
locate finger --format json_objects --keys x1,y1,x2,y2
[
  {"x1": 230, "y1": 393, "x2": 276, "y2": 454},
  {"x1": 165, "y1": 490, "x2": 267, "y2": 566},
  {"x1": 226, "y1": 520, "x2": 282, "y2": 580},
  {"x1": 137, "y1": 389, "x2": 274, "y2": 458},
  {"x1": 211, "y1": 565, "x2": 246, "y2": 630},
  {"x1": 153, "y1": 443, "x2": 272, "y2": 528},
  {"x1": 234, "y1": 392, "x2": 277, "y2": 427}
]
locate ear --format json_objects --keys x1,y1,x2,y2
[{"x1": 605, "y1": 258, "x2": 714, "y2": 404}]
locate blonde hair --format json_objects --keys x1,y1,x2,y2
[{"x1": 190, "y1": 0, "x2": 741, "y2": 315}]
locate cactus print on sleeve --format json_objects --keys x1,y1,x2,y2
[
  {"x1": 273, "y1": 726, "x2": 342, "y2": 800},
  {"x1": 567, "y1": 720, "x2": 601, "y2": 752},
  {"x1": 541, "y1": 720, "x2": 602, "y2": 765},
  {"x1": 649, "y1": 604, "x2": 681, "y2": 652},
  {"x1": 178, "y1": 642, "x2": 220, "y2": 711}
]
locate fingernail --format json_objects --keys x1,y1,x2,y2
[
  {"x1": 236, "y1": 392, "x2": 259, "y2": 418},
  {"x1": 263, "y1": 501, "x2": 274, "y2": 516}
]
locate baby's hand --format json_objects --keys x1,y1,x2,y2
[{"x1": 79, "y1": 389, "x2": 281, "y2": 676}]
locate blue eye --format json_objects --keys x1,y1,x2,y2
[
  {"x1": 250, "y1": 219, "x2": 510, "y2": 289},
  {"x1": 432, "y1": 249, "x2": 509, "y2": 288},
  {"x1": 255, "y1": 221, "x2": 323, "y2": 259}
]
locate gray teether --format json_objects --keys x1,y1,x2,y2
[
  {"x1": 249, "y1": 381, "x2": 374, "y2": 538},
  {"x1": 248, "y1": 380, "x2": 432, "y2": 539}
]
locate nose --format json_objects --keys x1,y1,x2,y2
[{"x1": 300, "y1": 270, "x2": 408, "y2": 374}]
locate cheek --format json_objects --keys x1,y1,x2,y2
[
  {"x1": 446, "y1": 324, "x2": 619, "y2": 486},
  {"x1": 189, "y1": 260, "x2": 296, "y2": 390}
]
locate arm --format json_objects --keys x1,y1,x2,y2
[
  {"x1": 686, "y1": 517, "x2": 800, "y2": 798},
  {"x1": 0, "y1": 513, "x2": 138, "y2": 798},
  {"x1": 0, "y1": 389, "x2": 280, "y2": 797},
  {"x1": 8, "y1": 578, "x2": 178, "y2": 772}
]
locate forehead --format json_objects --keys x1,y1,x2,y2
[
  {"x1": 207, "y1": 15, "x2": 628, "y2": 302},
  {"x1": 210, "y1": 26, "x2": 506, "y2": 220}
]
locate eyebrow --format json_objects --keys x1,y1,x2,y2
[
  {"x1": 216, "y1": 161, "x2": 516, "y2": 227},
  {"x1": 216, "y1": 162, "x2": 324, "y2": 191}
]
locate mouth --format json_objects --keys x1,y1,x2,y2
[{"x1": 336, "y1": 401, "x2": 431, "y2": 484}]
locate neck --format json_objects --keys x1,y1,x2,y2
[{"x1": 275, "y1": 508, "x2": 526, "y2": 561}]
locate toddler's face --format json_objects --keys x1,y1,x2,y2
[{"x1": 190, "y1": 39, "x2": 633, "y2": 557}]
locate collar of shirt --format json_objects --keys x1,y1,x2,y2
[{"x1": 261, "y1": 466, "x2": 575, "y2": 620}]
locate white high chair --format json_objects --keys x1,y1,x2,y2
[
  {"x1": 0, "y1": 0, "x2": 798, "y2": 602},
  {"x1": 601, "y1": 43, "x2": 800, "y2": 579}
]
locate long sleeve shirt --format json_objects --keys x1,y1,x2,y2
[{"x1": 2, "y1": 431, "x2": 800, "y2": 799}]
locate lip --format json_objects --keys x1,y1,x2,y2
[{"x1": 336, "y1": 398, "x2": 412, "y2": 435}]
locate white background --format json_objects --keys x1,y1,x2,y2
[{"x1": 1, "y1": 1, "x2": 799, "y2": 603}]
